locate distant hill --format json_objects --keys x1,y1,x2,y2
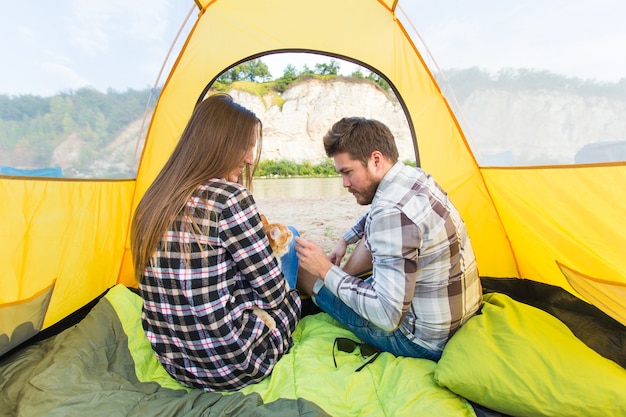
[
  {"x1": 438, "y1": 68, "x2": 626, "y2": 165},
  {"x1": 0, "y1": 87, "x2": 157, "y2": 178},
  {"x1": 1, "y1": 68, "x2": 624, "y2": 178}
]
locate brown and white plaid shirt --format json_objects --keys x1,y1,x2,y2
[{"x1": 324, "y1": 162, "x2": 482, "y2": 352}]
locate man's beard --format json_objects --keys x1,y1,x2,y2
[{"x1": 350, "y1": 178, "x2": 378, "y2": 206}]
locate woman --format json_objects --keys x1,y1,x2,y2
[{"x1": 131, "y1": 93, "x2": 301, "y2": 391}]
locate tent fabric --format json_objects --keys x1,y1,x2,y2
[
  {"x1": 0, "y1": 178, "x2": 135, "y2": 327},
  {"x1": 123, "y1": 0, "x2": 626, "y2": 322},
  {"x1": 0, "y1": 281, "x2": 55, "y2": 356},
  {"x1": 557, "y1": 261, "x2": 626, "y2": 327},
  {"x1": 0, "y1": 1, "x2": 625, "y2": 415},
  {"x1": 1, "y1": 0, "x2": 623, "y2": 336},
  {"x1": 124, "y1": 0, "x2": 515, "y2": 289},
  {"x1": 481, "y1": 165, "x2": 626, "y2": 299}
]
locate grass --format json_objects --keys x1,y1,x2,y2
[
  {"x1": 255, "y1": 158, "x2": 416, "y2": 178},
  {"x1": 255, "y1": 158, "x2": 339, "y2": 178}
]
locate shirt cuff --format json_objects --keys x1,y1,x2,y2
[
  {"x1": 342, "y1": 229, "x2": 360, "y2": 245},
  {"x1": 324, "y1": 265, "x2": 347, "y2": 297},
  {"x1": 312, "y1": 278, "x2": 325, "y2": 296}
]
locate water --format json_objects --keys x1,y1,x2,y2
[{"x1": 252, "y1": 177, "x2": 348, "y2": 199}]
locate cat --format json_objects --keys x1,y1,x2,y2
[
  {"x1": 260, "y1": 213, "x2": 293, "y2": 259},
  {"x1": 251, "y1": 214, "x2": 294, "y2": 331}
]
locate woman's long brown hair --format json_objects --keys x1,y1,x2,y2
[{"x1": 131, "y1": 93, "x2": 262, "y2": 282}]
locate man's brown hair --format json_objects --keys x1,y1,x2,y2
[{"x1": 323, "y1": 117, "x2": 399, "y2": 166}]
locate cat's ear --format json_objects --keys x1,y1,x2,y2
[
  {"x1": 269, "y1": 226, "x2": 279, "y2": 240},
  {"x1": 260, "y1": 214, "x2": 268, "y2": 226}
]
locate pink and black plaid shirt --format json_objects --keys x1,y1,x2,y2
[{"x1": 139, "y1": 179, "x2": 301, "y2": 391}]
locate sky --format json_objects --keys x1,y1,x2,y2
[{"x1": 0, "y1": 0, "x2": 624, "y2": 97}]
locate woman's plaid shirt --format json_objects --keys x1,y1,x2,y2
[{"x1": 138, "y1": 179, "x2": 301, "y2": 391}]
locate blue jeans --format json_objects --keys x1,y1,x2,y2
[
  {"x1": 279, "y1": 226, "x2": 300, "y2": 290},
  {"x1": 313, "y1": 284, "x2": 442, "y2": 361}
]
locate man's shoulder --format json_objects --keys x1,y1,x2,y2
[
  {"x1": 399, "y1": 163, "x2": 428, "y2": 180},
  {"x1": 380, "y1": 166, "x2": 429, "y2": 199}
]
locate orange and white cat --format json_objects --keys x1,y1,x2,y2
[
  {"x1": 252, "y1": 214, "x2": 294, "y2": 330},
  {"x1": 260, "y1": 214, "x2": 293, "y2": 260}
]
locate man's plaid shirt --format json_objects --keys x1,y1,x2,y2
[{"x1": 323, "y1": 163, "x2": 482, "y2": 353}]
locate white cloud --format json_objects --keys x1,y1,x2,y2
[
  {"x1": 402, "y1": 0, "x2": 626, "y2": 82},
  {"x1": 67, "y1": 0, "x2": 173, "y2": 54},
  {"x1": 40, "y1": 61, "x2": 91, "y2": 90},
  {"x1": 1, "y1": 1, "x2": 625, "y2": 96},
  {"x1": 67, "y1": 2, "x2": 114, "y2": 53},
  {"x1": 17, "y1": 25, "x2": 35, "y2": 38}
]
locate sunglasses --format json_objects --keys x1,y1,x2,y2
[{"x1": 332, "y1": 337, "x2": 381, "y2": 372}]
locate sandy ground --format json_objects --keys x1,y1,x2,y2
[{"x1": 255, "y1": 194, "x2": 369, "y2": 252}]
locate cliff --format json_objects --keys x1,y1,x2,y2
[
  {"x1": 228, "y1": 78, "x2": 416, "y2": 163},
  {"x1": 202, "y1": 78, "x2": 626, "y2": 166},
  {"x1": 57, "y1": 76, "x2": 626, "y2": 177}
]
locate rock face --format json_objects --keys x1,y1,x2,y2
[
  {"x1": 55, "y1": 76, "x2": 626, "y2": 177},
  {"x1": 459, "y1": 89, "x2": 626, "y2": 165},
  {"x1": 229, "y1": 78, "x2": 416, "y2": 163},
  {"x1": 197, "y1": 78, "x2": 626, "y2": 167}
]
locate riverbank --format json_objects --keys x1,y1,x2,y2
[{"x1": 255, "y1": 194, "x2": 368, "y2": 251}]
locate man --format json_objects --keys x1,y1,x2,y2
[{"x1": 295, "y1": 117, "x2": 482, "y2": 360}]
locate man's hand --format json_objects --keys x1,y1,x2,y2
[
  {"x1": 328, "y1": 238, "x2": 348, "y2": 266},
  {"x1": 294, "y1": 237, "x2": 333, "y2": 279}
]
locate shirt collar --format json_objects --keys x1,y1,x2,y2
[{"x1": 372, "y1": 161, "x2": 404, "y2": 207}]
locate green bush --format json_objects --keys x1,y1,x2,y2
[{"x1": 255, "y1": 158, "x2": 338, "y2": 178}]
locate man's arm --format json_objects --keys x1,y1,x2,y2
[{"x1": 326, "y1": 207, "x2": 418, "y2": 331}]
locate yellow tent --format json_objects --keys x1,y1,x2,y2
[
  {"x1": 2, "y1": 0, "x2": 625, "y2": 353},
  {"x1": 0, "y1": 0, "x2": 626, "y2": 415}
]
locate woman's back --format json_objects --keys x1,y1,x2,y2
[{"x1": 139, "y1": 179, "x2": 301, "y2": 391}]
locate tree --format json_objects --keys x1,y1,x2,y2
[
  {"x1": 217, "y1": 59, "x2": 272, "y2": 84},
  {"x1": 365, "y1": 71, "x2": 390, "y2": 91},
  {"x1": 49, "y1": 95, "x2": 73, "y2": 133},
  {"x1": 351, "y1": 68, "x2": 365, "y2": 78},
  {"x1": 315, "y1": 59, "x2": 340, "y2": 76},
  {"x1": 243, "y1": 59, "x2": 272, "y2": 82},
  {"x1": 0, "y1": 94, "x2": 49, "y2": 120},
  {"x1": 217, "y1": 65, "x2": 243, "y2": 84},
  {"x1": 282, "y1": 64, "x2": 298, "y2": 81},
  {"x1": 299, "y1": 64, "x2": 315, "y2": 76},
  {"x1": 276, "y1": 65, "x2": 299, "y2": 91}
]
